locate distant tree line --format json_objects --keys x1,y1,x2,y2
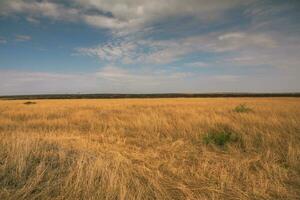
[{"x1": 1, "y1": 93, "x2": 300, "y2": 100}]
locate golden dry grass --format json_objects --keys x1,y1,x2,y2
[{"x1": 0, "y1": 98, "x2": 299, "y2": 200}]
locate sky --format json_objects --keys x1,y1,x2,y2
[{"x1": 0, "y1": 0, "x2": 300, "y2": 95}]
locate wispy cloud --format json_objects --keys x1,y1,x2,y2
[
  {"x1": 76, "y1": 31, "x2": 278, "y2": 65},
  {"x1": 76, "y1": 40, "x2": 138, "y2": 62},
  {"x1": 0, "y1": 0, "x2": 299, "y2": 94},
  {"x1": 15, "y1": 35, "x2": 31, "y2": 42},
  {"x1": 1, "y1": 64, "x2": 299, "y2": 95},
  {"x1": 96, "y1": 65, "x2": 190, "y2": 83},
  {"x1": 0, "y1": 67, "x2": 191, "y2": 95},
  {"x1": 185, "y1": 62, "x2": 209, "y2": 67},
  {"x1": 0, "y1": 70, "x2": 98, "y2": 95},
  {"x1": 0, "y1": 0, "x2": 251, "y2": 33},
  {"x1": 26, "y1": 16, "x2": 40, "y2": 24}
]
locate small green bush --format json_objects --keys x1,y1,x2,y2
[
  {"x1": 203, "y1": 128, "x2": 239, "y2": 147},
  {"x1": 234, "y1": 104, "x2": 252, "y2": 113},
  {"x1": 24, "y1": 101, "x2": 36, "y2": 105}
]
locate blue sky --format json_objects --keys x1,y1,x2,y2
[{"x1": 0, "y1": 0, "x2": 300, "y2": 95}]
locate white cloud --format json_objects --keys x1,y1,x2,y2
[
  {"x1": 215, "y1": 31, "x2": 300, "y2": 69},
  {"x1": 15, "y1": 34, "x2": 31, "y2": 42},
  {"x1": 1, "y1": 1, "x2": 80, "y2": 21},
  {"x1": 243, "y1": 1, "x2": 296, "y2": 30},
  {"x1": 218, "y1": 32, "x2": 245, "y2": 40},
  {"x1": 76, "y1": 31, "x2": 278, "y2": 65},
  {"x1": 75, "y1": 0, "x2": 251, "y2": 28},
  {"x1": 0, "y1": 67, "x2": 191, "y2": 95},
  {"x1": 77, "y1": 39, "x2": 137, "y2": 61},
  {"x1": 77, "y1": 27, "x2": 300, "y2": 72},
  {"x1": 83, "y1": 15, "x2": 129, "y2": 29},
  {"x1": 0, "y1": 0, "x2": 252, "y2": 32},
  {"x1": 214, "y1": 32, "x2": 277, "y2": 51},
  {"x1": 96, "y1": 65, "x2": 190, "y2": 83},
  {"x1": 185, "y1": 62, "x2": 209, "y2": 67},
  {"x1": 26, "y1": 16, "x2": 40, "y2": 24},
  {"x1": 96, "y1": 65, "x2": 131, "y2": 80},
  {"x1": 1, "y1": 65, "x2": 299, "y2": 95},
  {"x1": 0, "y1": 0, "x2": 299, "y2": 94},
  {"x1": 0, "y1": 70, "x2": 98, "y2": 95}
]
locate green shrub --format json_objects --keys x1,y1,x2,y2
[
  {"x1": 234, "y1": 104, "x2": 251, "y2": 113},
  {"x1": 203, "y1": 127, "x2": 239, "y2": 147},
  {"x1": 24, "y1": 101, "x2": 36, "y2": 105}
]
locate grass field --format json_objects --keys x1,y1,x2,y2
[{"x1": 0, "y1": 98, "x2": 299, "y2": 200}]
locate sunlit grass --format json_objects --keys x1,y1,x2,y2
[{"x1": 0, "y1": 98, "x2": 299, "y2": 199}]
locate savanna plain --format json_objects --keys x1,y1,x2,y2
[{"x1": 0, "y1": 98, "x2": 299, "y2": 200}]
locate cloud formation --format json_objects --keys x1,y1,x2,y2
[
  {"x1": 0, "y1": 0, "x2": 299, "y2": 94},
  {"x1": 0, "y1": 67, "x2": 190, "y2": 95},
  {"x1": 96, "y1": 65, "x2": 190, "y2": 82},
  {"x1": 0, "y1": 0, "x2": 251, "y2": 32},
  {"x1": 15, "y1": 34, "x2": 31, "y2": 42},
  {"x1": 2, "y1": 65, "x2": 299, "y2": 95},
  {"x1": 76, "y1": 31, "x2": 279, "y2": 65}
]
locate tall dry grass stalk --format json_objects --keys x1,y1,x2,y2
[{"x1": 0, "y1": 98, "x2": 299, "y2": 199}]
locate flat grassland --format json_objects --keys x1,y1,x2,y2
[{"x1": 0, "y1": 98, "x2": 299, "y2": 200}]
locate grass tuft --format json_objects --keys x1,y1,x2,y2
[
  {"x1": 234, "y1": 104, "x2": 252, "y2": 113},
  {"x1": 203, "y1": 127, "x2": 239, "y2": 147}
]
